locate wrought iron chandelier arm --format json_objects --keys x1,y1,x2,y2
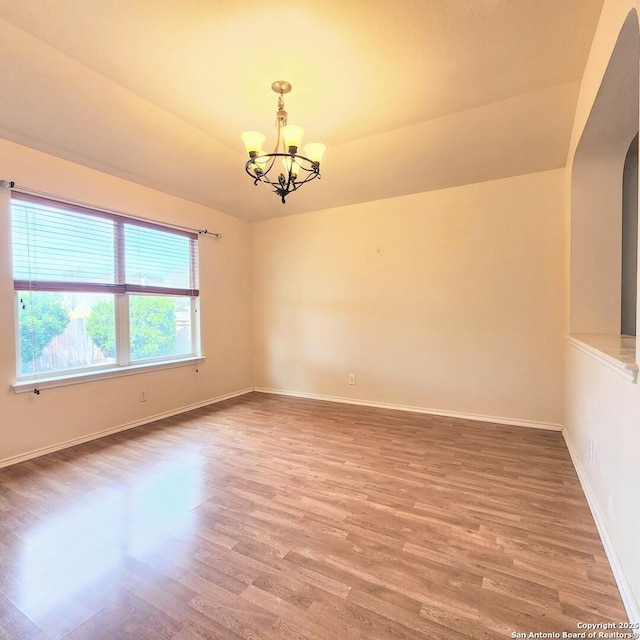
[{"x1": 245, "y1": 153, "x2": 321, "y2": 201}]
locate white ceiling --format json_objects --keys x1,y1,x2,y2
[{"x1": 0, "y1": 1, "x2": 603, "y2": 221}]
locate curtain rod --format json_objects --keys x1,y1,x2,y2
[{"x1": 0, "y1": 180, "x2": 222, "y2": 239}]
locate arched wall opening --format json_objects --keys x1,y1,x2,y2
[
  {"x1": 570, "y1": 10, "x2": 639, "y2": 343},
  {"x1": 622, "y1": 133, "x2": 638, "y2": 337}
]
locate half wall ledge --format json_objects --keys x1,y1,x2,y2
[{"x1": 568, "y1": 334, "x2": 638, "y2": 383}]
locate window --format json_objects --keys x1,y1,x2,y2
[{"x1": 11, "y1": 194, "x2": 200, "y2": 383}]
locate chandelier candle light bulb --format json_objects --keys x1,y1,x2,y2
[
  {"x1": 241, "y1": 131, "x2": 266, "y2": 157},
  {"x1": 303, "y1": 142, "x2": 326, "y2": 165},
  {"x1": 283, "y1": 157, "x2": 302, "y2": 179},
  {"x1": 253, "y1": 153, "x2": 270, "y2": 174},
  {"x1": 281, "y1": 124, "x2": 305, "y2": 153},
  {"x1": 241, "y1": 81, "x2": 325, "y2": 203}
]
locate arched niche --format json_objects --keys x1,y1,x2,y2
[{"x1": 571, "y1": 10, "x2": 639, "y2": 343}]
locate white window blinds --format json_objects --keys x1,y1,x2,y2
[{"x1": 11, "y1": 194, "x2": 199, "y2": 296}]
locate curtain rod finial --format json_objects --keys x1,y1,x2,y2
[
  {"x1": 198, "y1": 230, "x2": 222, "y2": 239},
  {"x1": 0, "y1": 180, "x2": 15, "y2": 189}
]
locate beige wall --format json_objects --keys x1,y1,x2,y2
[
  {"x1": 564, "y1": 0, "x2": 640, "y2": 621},
  {"x1": 252, "y1": 169, "x2": 566, "y2": 427},
  {"x1": 0, "y1": 139, "x2": 253, "y2": 465}
]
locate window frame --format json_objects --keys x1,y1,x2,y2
[{"x1": 11, "y1": 193, "x2": 203, "y2": 391}]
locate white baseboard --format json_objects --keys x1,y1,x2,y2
[
  {"x1": 253, "y1": 387, "x2": 563, "y2": 431},
  {"x1": 0, "y1": 388, "x2": 253, "y2": 470},
  {"x1": 563, "y1": 429, "x2": 640, "y2": 623}
]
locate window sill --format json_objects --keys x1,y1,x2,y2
[
  {"x1": 12, "y1": 356, "x2": 205, "y2": 394},
  {"x1": 568, "y1": 334, "x2": 638, "y2": 383}
]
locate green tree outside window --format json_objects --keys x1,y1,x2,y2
[
  {"x1": 19, "y1": 293, "x2": 70, "y2": 373},
  {"x1": 87, "y1": 296, "x2": 176, "y2": 361}
]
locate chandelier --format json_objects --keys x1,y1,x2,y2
[{"x1": 241, "y1": 81, "x2": 326, "y2": 204}]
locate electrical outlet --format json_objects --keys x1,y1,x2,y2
[
  {"x1": 588, "y1": 438, "x2": 594, "y2": 463},
  {"x1": 139, "y1": 390, "x2": 147, "y2": 403},
  {"x1": 348, "y1": 373, "x2": 356, "y2": 385}
]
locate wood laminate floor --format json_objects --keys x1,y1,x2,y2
[{"x1": 0, "y1": 392, "x2": 627, "y2": 639}]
